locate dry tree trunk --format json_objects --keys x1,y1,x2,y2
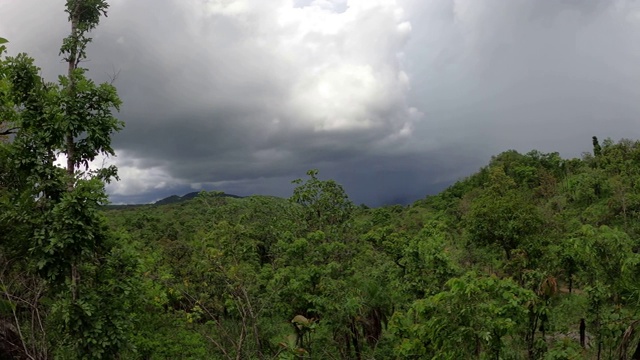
[
  {"x1": 618, "y1": 320, "x2": 640, "y2": 360},
  {"x1": 580, "y1": 319, "x2": 586, "y2": 349}
]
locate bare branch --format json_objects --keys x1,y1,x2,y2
[
  {"x1": 0, "y1": 127, "x2": 18, "y2": 136},
  {"x1": 106, "y1": 65, "x2": 121, "y2": 85},
  {"x1": 0, "y1": 275, "x2": 36, "y2": 360}
]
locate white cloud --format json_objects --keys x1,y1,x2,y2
[
  {"x1": 272, "y1": 0, "x2": 416, "y2": 131},
  {"x1": 54, "y1": 152, "x2": 176, "y2": 198},
  {"x1": 101, "y1": 151, "x2": 180, "y2": 197},
  {"x1": 204, "y1": 0, "x2": 252, "y2": 17}
]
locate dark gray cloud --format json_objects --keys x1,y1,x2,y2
[
  {"x1": 403, "y1": 0, "x2": 640, "y2": 156},
  {"x1": 2, "y1": 0, "x2": 640, "y2": 206}
]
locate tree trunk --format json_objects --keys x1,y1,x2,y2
[
  {"x1": 579, "y1": 319, "x2": 586, "y2": 348},
  {"x1": 632, "y1": 341, "x2": 640, "y2": 360},
  {"x1": 350, "y1": 321, "x2": 361, "y2": 360},
  {"x1": 344, "y1": 333, "x2": 350, "y2": 360},
  {"x1": 66, "y1": 0, "x2": 82, "y2": 305},
  {"x1": 65, "y1": 3, "x2": 79, "y2": 182},
  {"x1": 569, "y1": 274, "x2": 573, "y2": 294},
  {"x1": 527, "y1": 307, "x2": 538, "y2": 360},
  {"x1": 71, "y1": 263, "x2": 78, "y2": 302},
  {"x1": 240, "y1": 287, "x2": 263, "y2": 360}
]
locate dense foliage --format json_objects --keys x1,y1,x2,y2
[
  {"x1": 93, "y1": 139, "x2": 640, "y2": 359},
  {"x1": 3, "y1": 2, "x2": 640, "y2": 359}
]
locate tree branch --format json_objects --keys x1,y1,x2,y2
[{"x1": 0, "y1": 127, "x2": 18, "y2": 136}]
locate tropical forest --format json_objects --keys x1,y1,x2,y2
[{"x1": 3, "y1": 1, "x2": 640, "y2": 360}]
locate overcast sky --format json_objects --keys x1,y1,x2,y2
[{"x1": 2, "y1": 0, "x2": 640, "y2": 206}]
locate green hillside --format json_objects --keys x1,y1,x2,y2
[{"x1": 88, "y1": 137, "x2": 640, "y2": 359}]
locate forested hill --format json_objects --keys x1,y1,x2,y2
[
  {"x1": 94, "y1": 137, "x2": 640, "y2": 359},
  {"x1": 105, "y1": 191, "x2": 242, "y2": 209}
]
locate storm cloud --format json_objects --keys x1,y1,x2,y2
[{"x1": 2, "y1": 0, "x2": 640, "y2": 205}]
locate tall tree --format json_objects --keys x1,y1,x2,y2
[
  {"x1": 58, "y1": 0, "x2": 121, "y2": 303},
  {"x1": 0, "y1": 1, "x2": 134, "y2": 358}
]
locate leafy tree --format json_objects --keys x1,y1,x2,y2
[
  {"x1": 466, "y1": 166, "x2": 543, "y2": 260},
  {"x1": 291, "y1": 169, "x2": 355, "y2": 236},
  {"x1": 557, "y1": 225, "x2": 634, "y2": 306},
  {"x1": 0, "y1": 1, "x2": 134, "y2": 358},
  {"x1": 395, "y1": 220, "x2": 459, "y2": 299},
  {"x1": 592, "y1": 136, "x2": 602, "y2": 158},
  {"x1": 390, "y1": 272, "x2": 535, "y2": 359}
]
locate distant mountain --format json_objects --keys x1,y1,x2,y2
[
  {"x1": 104, "y1": 191, "x2": 243, "y2": 210},
  {"x1": 153, "y1": 191, "x2": 242, "y2": 205}
]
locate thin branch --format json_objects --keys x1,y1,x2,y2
[
  {"x1": 181, "y1": 290, "x2": 238, "y2": 353},
  {"x1": 202, "y1": 333, "x2": 232, "y2": 360},
  {"x1": 0, "y1": 276, "x2": 36, "y2": 360},
  {"x1": 106, "y1": 66, "x2": 121, "y2": 85},
  {"x1": 0, "y1": 127, "x2": 18, "y2": 136}
]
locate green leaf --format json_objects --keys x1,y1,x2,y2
[{"x1": 0, "y1": 37, "x2": 8, "y2": 45}]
